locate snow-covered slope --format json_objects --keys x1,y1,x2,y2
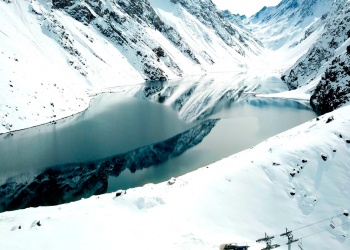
[
  {"x1": 1, "y1": 104, "x2": 349, "y2": 250},
  {"x1": 246, "y1": 0, "x2": 350, "y2": 114},
  {"x1": 0, "y1": 0, "x2": 262, "y2": 134},
  {"x1": 282, "y1": 0, "x2": 350, "y2": 88},
  {"x1": 1, "y1": 0, "x2": 350, "y2": 249},
  {"x1": 249, "y1": 0, "x2": 333, "y2": 50},
  {"x1": 281, "y1": 0, "x2": 350, "y2": 112}
]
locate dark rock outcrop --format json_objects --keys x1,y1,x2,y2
[
  {"x1": 52, "y1": 0, "x2": 74, "y2": 9},
  {"x1": 310, "y1": 54, "x2": 350, "y2": 113},
  {"x1": 0, "y1": 163, "x2": 109, "y2": 212},
  {"x1": 66, "y1": 5, "x2": 96, "y2": 24}
]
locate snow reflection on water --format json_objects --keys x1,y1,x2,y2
[{"x1": 108, "y1": 98, "x2": 316, "y2": 191}]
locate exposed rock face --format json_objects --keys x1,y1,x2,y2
[
  {"x1": 219, "y1": 9, "x2": 263, "y2": 52},
  {"x1": 0, "y1": 164, "x2": 109, "y2": 212},
  {"x1": 61, "y1": 0, "x2": 183, "y2": 80},
  {"x1": 219, "y1": 10, "x2": 247, "y2": 29},
  {"x1": 170, "y1": 0, "x2": 252, "y2": 55},
  {"x1": 0, "y1": 119, "x2": 218, "y2": 212},
  {"x1": 310, "y1": 53, "x2": 350, "y2": 113},
  {"x1": 52, "y1": 0, "x2": 73, "y2": 9},
  {"x1": 66, "y1": 4, "x2": 96, "y2": 24}
]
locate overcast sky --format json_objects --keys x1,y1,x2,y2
[{"x1": 212, "y1": 0, "x2": 282, "y2": 17}]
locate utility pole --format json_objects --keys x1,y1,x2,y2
[
  {"x1": 256, "y1": 233, "x2": 280, "y2": 250},
  {"x1": 280, "y1": 228, "x2": 298, "y2": 250}
]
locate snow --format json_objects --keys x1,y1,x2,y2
[
  {"x1": 148, "y1": 0, "x2": 251, "y2": 71},
  {"x1": 0, "y1": 0, "x2": 92, "y2": 132},
  {"x1": 248, "y1": 0, "x2": 333, "y2": 50},
  {"x1": 1, "y1": 0, "x2": 350, "y2": 249}
]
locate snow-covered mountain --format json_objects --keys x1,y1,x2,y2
[
  {"x1": 1, "y1": 0, "x2": 347, "y2": 130},
  {"x1": 0, "y1": 0, "x2": 261, "y2": 133},
  {"x1": 281, "y1": 0, "x2": 350, "y2": 113},
  {"x1": 246, "y1": 0, "x2": 350, "y2": 114},
  {"x1": 249, "y1": 0, "x2": 333, "y2": 50},
  {"x1": 282, "y1": 0, "x2": 350, "y2": 87},
  {"x1": 1, "y1": 0, "x2": 350, "y2": 249}
]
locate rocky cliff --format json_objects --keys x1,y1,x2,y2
[{"x1": 310, "y1": 51, "x2": 350, "y2": 113}]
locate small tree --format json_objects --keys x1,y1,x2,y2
[{"x1": 347, "y1": 45, "x2": 350, "y2": 55}]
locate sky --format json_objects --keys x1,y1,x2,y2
[{"x1": 212, "y1": 0, "x2": 282, "y2": 17}]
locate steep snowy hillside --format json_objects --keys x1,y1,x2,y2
[
  {"x1": 249, "y1": 0, "x2": 332, "y2": 50},
  {"x1": 246, "y1": 0, "x2": 350, "y2": 115},
  {"x1": 219, "y1": 10, "x2": 247, "y2": 29},
  {"x1": 282, "y1": 0, "x2": 350, "y2": 89},
  {"x1": 154, "y1": 0, "x2": 261, "y2": 56},
  {"x1": 1, "y1": 1, "x2": 350, "y2": 249},
  {"x1": 0, "y1": 0, "x2": 261, "y2": 134},
  {"x1": 281, "y1": 0, "x2": 350, "y2": 113}
]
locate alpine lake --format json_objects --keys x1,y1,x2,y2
[{"x1": 0, "y1": 74, "x2": 317, "y2": 212}]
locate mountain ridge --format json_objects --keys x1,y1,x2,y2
[
  {"x1": 1, "y1": 0, "x2": 349, "y2": 131},
  {"x1": 0, "y1": 0, "x2": 261, "y2": 133}
]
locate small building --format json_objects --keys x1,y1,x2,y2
[{"x1": 222, "y1": 243, "x2": 250, "y2": 250}]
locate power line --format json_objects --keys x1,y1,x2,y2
[
  {"x1": 262, "y1": 213, "x2": 346, "y2": 240},
  {"x1": 290, "y1": 213, "x2": 344, "y2": 232},
  {"x1": 256, "y1": 233, "x2": 280, "y2": 249},
  {"x1": 280, "y1": 228, "x2": 299, "y2": 250},
  {"x1": 226, "y1": 213, "x2": 350, "y2": 249},
  {"x1": 298, "y1": 220, "x2": 350, "y2": 241}
]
